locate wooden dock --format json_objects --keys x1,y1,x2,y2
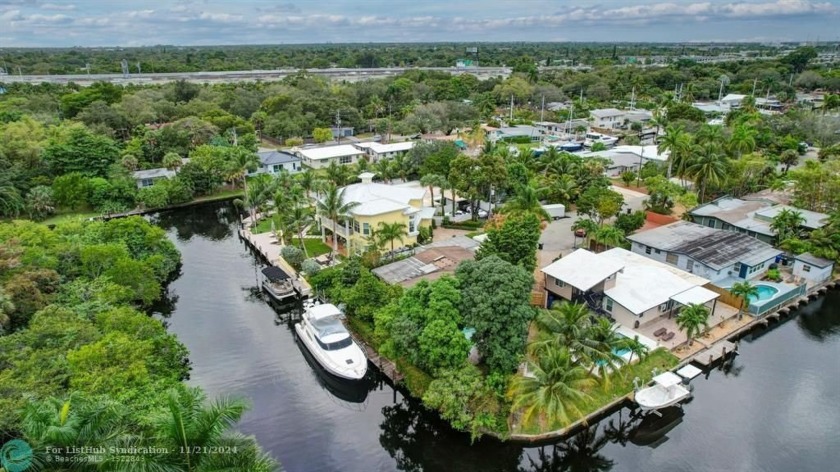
[
  {"x1": 693, "y1": 340, "x2": 737, "y2": 367},
  {"x1": 239, "y1": 228, "x2": 312, "y2": 298},
  {"x1": 344, "y1": 324, "x2": 404, "y2": 383}
]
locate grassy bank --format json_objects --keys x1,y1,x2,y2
[{"x1": 512, "y1": 348, "x2": 680, "y2": 435}]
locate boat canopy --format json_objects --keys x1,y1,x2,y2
[
  {"x1": 307, "y1": 303, "x2": 343, "y2": 320},
  {"x1": 652, "y1": 372, "x2": 683, "y2": 388},
  {"x1": 311, "y1": 315, "x2": 348, "y2": 339},
  {"x1": 262, "y1": 266, "x2": 290, "y2": 282}
]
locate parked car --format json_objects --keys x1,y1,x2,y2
[{"x1": 477, "y1": 209, "x2": 489, "y2": 218}]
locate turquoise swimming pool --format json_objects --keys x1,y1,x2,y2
[{"x1": 751, "y1": 284, "x2": 779, "y2": 302}]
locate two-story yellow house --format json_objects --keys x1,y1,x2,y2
[{"x1": 318, "y1": 173, "x2": 435, "y2": 255}]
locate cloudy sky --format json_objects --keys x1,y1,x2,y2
[{"x1": 0, "y1": 0, "x2": 838, "y2": 46}]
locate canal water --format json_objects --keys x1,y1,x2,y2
[{"x1": 151, "y1": 202, "x2": 840, "y2": 472}]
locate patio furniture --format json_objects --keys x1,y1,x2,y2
[
  {"x1": 661, "y1": 331, "x2": 675, "y2": 341},
  {"x1": 653, "y1": 328, "x2": 667, "y2": 337}
]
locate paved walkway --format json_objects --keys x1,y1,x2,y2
[{"x1": 241, "y1": 228, "x2": 312, "y2": 297}]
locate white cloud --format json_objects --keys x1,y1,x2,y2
[{"x1": 40, "y1": 2, "x2": 75, "y2": 11}]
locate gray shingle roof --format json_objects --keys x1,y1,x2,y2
[
  {"x1": 132, "y1": 168, "x2": 176, "y2": 180},
  {"x1": 628, "y1": 221, "x2": 782, "y2": 270},
  {"x1": 258, "y1": 150, "x2": 300, "y2": 166}
]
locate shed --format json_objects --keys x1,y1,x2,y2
[{"x1": 792, "y1": 253, "x2": 834, "y2": 285}]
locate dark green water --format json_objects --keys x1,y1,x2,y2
[{"x1": 151, "y1": 202, "x2": 840, "y2": 472}]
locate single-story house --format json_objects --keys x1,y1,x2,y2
[
  {"x1": 627, "y1": 221, "x2": 783, "y2": 283},
  {"x1": 792, "y1": 252, "x2": 834, "y2": 286},
  {"x1": 132, "y1": 168, "x2": 177, "y2": 188},
  {"x1": 541, "y1": 248, "x2": 721, "y2": 329},
  {"x1": 250, "y1": 149, "x2": 301, "y2": 176},
  {"x1": 297, "y1": 144, "x2": 367, "y2": 169},
  {"x1": 488, "y1": 125, "x2": 541, "y2": 142},
  {"x1": 689, "y1": 196, "x2": 828, "y2": 244},
  {"x1": 354, "y1": 141, "x2": 414, "y2": 162},
  {"x1": 578, "y1": 145, "x2": 668, "y2": 177}
]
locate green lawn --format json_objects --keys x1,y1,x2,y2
[
  {"x1": 513, "y1": 348, "x2": 680, "y2": 434},
  {"x1": 297, "y1": 238, "x2": 332, "y2": 257},
  {"x1": 41, "y1": 209, "x2": 101, "y2": 225}
]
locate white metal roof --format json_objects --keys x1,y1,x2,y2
[
  {"x1": 676, "y1": 364, "x2": 703, "y2": 380},
  {"x1": 670, "y1": 285, "x2": 719, "y2": 306},
  {"x1": 298, "y1": 144, "x2": 365, "y2": 161},
  {"x1": 541, "y1": 249, "x2": 625, "y2": 292},
  {"x1": 336, "y1": 181, "x2": 431, "y2": 217},
  {"x1": 590, "y1": 108, "x2": 625, "y2": 118},
  {"x1": 601, "y1": 248, "x2": 710, "y2": 315},
  {"x1": 653, "y1": 371, "x2": 683, "y2": 387},
  {"x1": 361, "y1": 141, "x2": 415, "y2": 154}
]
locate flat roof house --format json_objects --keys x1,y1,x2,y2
[
  {"x1": 132, "y1": 168, "x2": 177, "y2": 188},
  {"x1": 589, "y1": 108, "x2": 626, "y2": 130},
  {"x1": 488, "y1": 125, "x2": 541, "y2": 142},
  {"x1": 541, "y1": 247, "x2": 722, "y2": 330},
  {"x1": 250, "y1": 150, "x2": 301, "y2": 176},
  {"x1": 297, "y1": 144, "x2": 366, "y2": 169},
  {"x1": 627, "y1": 221, "x2": 783, "y2": 284},
  {"x1": 579, "y1": 145, "x2": 669, "y2": 177},
  {"x1": 690, "y1": 196, "x2": 828, "y2": 244},
  {"x1": 317, "y1": 173, "x2": 436, "y2": 255},
  {"x1": 354, "y1": 141, "x2": 415, "y2": 162},
  {"x1": 372, "y1": 236, "x2": 479, "y2": 287},
  {"x1": 792, "y1": 252, "x2": 834, "y2": 287}
]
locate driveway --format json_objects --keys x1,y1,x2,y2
[{"x1": 610, "y1": 185, "x2": 648, "y2": 212}]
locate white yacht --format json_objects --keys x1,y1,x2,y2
[
  {"x1": 634, "y1": 372, "x2": 691, "y2": 411},
  {"x1": 295, "y1": 302, "x2": 368, "y2": 380},
  {"x1": 583, "y1": 132, "x2": 619, "y2": 148}
]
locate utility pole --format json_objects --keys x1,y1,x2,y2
[
  {"x1": 752, "y1": 78, "x2": 758, "y2": 96},
  {"x1": 509, "y1": 94, "x2": 514, "y2": 123},
  {"x1": 232, "y1": 127, "x2": 238, "y2": 146},
  {"x1": 540, "y1": 95, "x2": 545, "y2": 122},
  {"x1": 335, "y1": 110, "x2": 342, "y2": 144},
  {"x1": 387, "y1": 102, "x2": 392, "y2": 144}
]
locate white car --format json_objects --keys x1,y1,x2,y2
[{"x1": 477, "y1": 209, "x2": 489, "y2": 218}]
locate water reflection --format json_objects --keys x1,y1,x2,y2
[
  {"x1": 796, "y1": 291, "x2": 840, "y2": 341},
  {"x1": 151, "y1": 200, "x2": 240, "y2": 242}
]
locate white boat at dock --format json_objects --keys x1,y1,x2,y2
[
  {"x1": 295, "y1": 302, "x2": 368, "y2": 380},
  {"x1": 261, "y1": 266, "x2": 299, "y2": 303},
  {"x1": 583, "y1": 132, "x2": 619, "y2": 148},
  {"x1": 635, "y1": 372, "x2": 691, "y2": 411}
]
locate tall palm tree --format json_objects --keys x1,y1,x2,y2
[
  {"x1": 532, "y1": 302, "x2": 601, "y2": 365},
  {"x1": 658, "y1": 124, "x2": 692, "y2": 179},
  {"x1": 695, "y1": 124, "x2": 724, "y2": 146},
  {"x1": 391, "y1": 153, "x2": 414, "y2": 182},
  {"x1": 771, "y1": 208, "x2": 806, "y2": 242},
  {"x1": 149, "y1": 388, "x2": 278, "y2": 472},
  {"x1": 688, "y1": 143, "x2": 728, "y2": 202},
  {"x1": 243, "y1": 173, "x2": 275, "y2": 226},
  {"x1": 676, "y1": 303, "x2": 710, "y2": 346},
  {"x1": 0, "y1": 183, "x2": 24, "y2": 217},
  {"x1": 822, "y1": 93, "x2": 839, "y2": 115},
  {"x1": 618, "y1": 334, "x2": 649, "y2": 364},
  {"x1": 325, "y1": 160, "x2": 351, "y2": 186},
  {"x1": 225, "y1": 147, "x2": 260, "y2": 190},
  {"x1": 730, "y1": 281, "x2": 760, "y2": 320},
  {"x1": 376, "y1": 221, "x2": 408, "y2": 256},
  {"x1": 728, "y1": 124, "x2": 757, "y2": 158},
  {"x1": 315, "y1": 183, "x2": 359, "y2": 254},
  {"x1": 502, "y1": 184, "x2": 550, "y2": 220},
  {"x1": 296, "y1": 168, "x2": 317, "y2": 201},
  {"x1": 545, "y1": 174, "x2": 579, "y2": 206},
  {"x1": 420, "y1": 173, "x2": 446, "y2": 215},
  {"x1": 592, "y1": 225, "x2": 627, "y2": 252},
  {"x1": 508, "y1": 346, "x2": 596, "y2": 428},
  {"x1": 287, "y1": 204, "x2": 314, "y2": 257},
  {"x1": 373, "y1": 159, "x2": 395, "y2": 184},
  {"x1": 25, "y1": 185, "x2": 55, "y2": 221}
]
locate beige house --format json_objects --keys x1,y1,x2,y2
[
  {"x1": 318, "y1": 173, "x2": 435, "y2": 255},
  {"x1": 541, "y1": 248, "x2": 722, "y2": 330}
]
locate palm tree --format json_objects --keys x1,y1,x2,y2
[
  {"x1": 0, "y1": 183, "x2": 24, "y2": 217},
  {"x1": 728, "y1": 124, "x2": 757, "y2": 158},
  {"x1": 296, "y1": 168, "x2": 317, "y2": 200},
  {"x1": 545, "y1": 174, "x2": 579, "y2": 206},
  {"x1": 658, "y1": 124, "x2": 692, "y2": 179},
  {"x1": 502, "y1": 184, "x2": 550, "y2": 220},
  {"x1": 688, "y1": 143, "x2": 728, "y2": 202},
  {"x1": 822, "y1": 94, "x2": 840, "y2": 115},
  {"x1": 420, "y1": 173, "x2": 446, "y2": 215},
  {"x1": 373, "y1": 159, "x2": 395, "y2": 184},
  {"x1": 508, "y1": 346, "x2": 596, "y2": 428},
  {"x1": 618, "y1": 334, "x2": 649, "y2": 364},
  {"x1": 531, "y1": 302, "x2": 602, "y2": 366},
  {"x1": 592, "y1": 225, "x2": 626, "y2": 252},
  {"x1": 676, "y1": 303, "x2": 710, "y2": 346},
  {"x1": 315, "y1": 183, "x2": 359, "y2": 255},
  {"x1": 243, "y1": 173, "x2": 275, "y2": 226},
  {"x1": 149, "y1": 388, "x2": 278, "y2": 472},
  {"x1": 225, "y1": 148, "x2": 260, "y2": 190},
  {"x1": 695, "y1": 124, "x2": 724, "y2": 146},
  {"x1": 730, "y1": 281, "x2": 759, "y2": 320},
  {"x1": 771, "y1": 208, "x2": 806, "y2": 242},
  {"x1": 391, "y1": 153, "x2": 414, "y2": 182},
  {"x1": 288, "y1": 204, "x2": 314, "y2": 257},
  {"x1": 325, "y1": 160, "x2": 351, "y2": 186},
  {"x1": 25, "y1": 185, "x2": 55, "y2": 221},
  {"x1": 376, "y1": 221, "x2": 408, "y2": 257}
]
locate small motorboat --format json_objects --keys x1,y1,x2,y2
[
  {"x1": 261, "y1": 266, "x2": 298, "y2": 303},
  {"x1": 634, "y1": 372, "x2": 691, "y2": 411},
  {"x1": 557, "y1": 141, "x2": 584, "y2": 152},
  {"x1": 295, "y1": 302, "x2": 367, "y2": 380},
  {"x1": 583, "y1": 132, "x2": 619, "y2": 148}
]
